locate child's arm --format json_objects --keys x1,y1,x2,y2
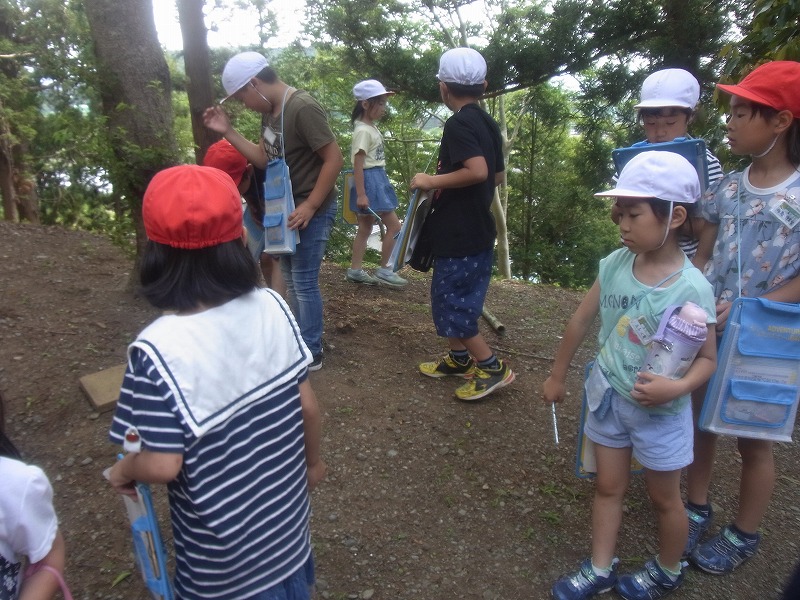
[
  {"x1": 108, "y1": 451, "x2": 183, "y2": 497},
  {"x1": 288, "y1": 141, "x2": 344, "y2": 230},
  {"x1": 632, "y1": 326, "x2": 717, "y2": 407},
  {"x1": 202, "y1": 106, "x2": 269, "y2": 169},
  {"x1": 299, "y1": 379, "x2": 326, "y2": 490},
  {"x1": 353, "y1": 151, "x2": 369, "y2": 210},
  {"x1": 542, "y1": 280, "x2": 601, "y2": 404},
  {"x1": 19, "y1": 530, "x2": 65, "y2": 600},
  {"x1": 764, "y1": 274, "x2": 800, "y2": 304},
  {"x1": 692, "y1": 221, "x2": 717, "y2": 272},
  {"x1": 411, "y1": 155, "x2": 488, "y2": 191}
]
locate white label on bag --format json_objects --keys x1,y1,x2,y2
[{"x1": 584, "y1": 362, "x2": 611, "y2": 412}]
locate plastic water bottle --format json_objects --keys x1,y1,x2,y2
[{"x1": 640, "y1": 301, "x2": 708, "y2": 380}]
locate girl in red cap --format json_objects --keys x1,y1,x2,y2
[
  {"x1": 106, "y1": 165, "x2": 325, "y2": 600},
  {"x1": 685, "y1": 61, "x2": 800, "y2": 575}
]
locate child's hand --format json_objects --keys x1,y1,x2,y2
[
  {"x1": 542, "y1": 376, "x2": 567, "y2": 404},
  {"x1": 202, "y1": 105, "x2": 232, "y2": 136},
  {"x1": 410, "y1": 173, "x2": 435, "y2": 191},
  {"x1": 630, "y1": 371, "x2": 681, "y2": 406},
  {"x1": 288, "y1": 202, "x2": 316, "y2": 230},
  {"x1": 107, "y1": 460, "x2": 137, "y2": 498},
  {"x1": 307, "y1": 459, "x2": 327, "y2": 491},
  {"x1": 715, "y1": 301, "x2": 732, "y2": 333},
  {"x1": 356, "y1": 194, "x2": 369, "y2": 210}
]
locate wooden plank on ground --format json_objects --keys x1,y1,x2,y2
[{"x1": 79, "y1": 364, "x2": 126, "y2": 412}]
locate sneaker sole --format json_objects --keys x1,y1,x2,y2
[
  {"x1": 689, "y1": 554, "x2": 753, "y2": 576},
  {"x1": 456, "y1": 370, "x2": 515, "y2": 401},
  {"x1": 419, "y1": 368, "x2": 474, "y2": 379},
  {"x1": 376, "y1": 278, "x2": 408, "y2": 289},
  {"x1": 345, "y1": 277, "x2": 379, "y2": 286}
]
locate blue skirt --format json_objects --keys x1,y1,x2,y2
[{"x1": 349, "y1": 167, "x2": 399, "y2": 214}]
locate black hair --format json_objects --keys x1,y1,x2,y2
[
  {"x1": 748, "y1": 103, "x2": 800, "y2": 166},
  {"x1": 648, "y1": 198, "x2": 697, "y2": 239},
  {"x1": 637, "y1": 107, "x2": 693, "y2": 126},
  {"x1": 139, "y1": 239, "x2": 259, "y2": 312},
  {"x1": 0, "y1": 389, "x2": 22, "y2": 459},
  {"x1": 254, "y1": 66, "x2": 279, "y2": 84},
  {"x1": 350, "y1": 100, "x2": 366, "y2": 126},
  {"x1": 443, "y1": 81, "x2": 484, "y2": 99}
]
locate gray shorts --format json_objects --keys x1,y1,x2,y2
[{"x1": 585, "y1": 388, "x2": 693, "y2": 471}]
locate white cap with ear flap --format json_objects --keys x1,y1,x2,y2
[
  {"x1": 634, "y1": 68, "x2": 700, "y2": 110},
  {"x1": 221, "y1": 51, "x2": 269, "y2": 102},
  {"x1": 595, "y1": 151, "x2": 700, "y2": 204},
  {"x1": 437, "y1": 47, "x2": 487, "y2": 85}
]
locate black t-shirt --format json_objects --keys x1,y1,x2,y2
[{"x1": 425, "y1": 103, "x2": 504, "y2": 257}]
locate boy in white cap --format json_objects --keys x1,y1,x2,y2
[
  {"x1": 543, "y1": 152, "x2": 717, "y2": 600},
  {"x1": 411, "y1": 47, "x2": 514, "y2": 401},
  {"x1": 203, "y1": 52, "x2": 344, "y2": 371},
  {"x1": 614, "y1": 68, "x2": 723, "y2": 259}
]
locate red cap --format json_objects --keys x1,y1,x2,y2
[
  {"x1": 143, "y1": 165, "x2": 243, "y2": 249},
  {"x1": 202, "y1": 140, "x2": 248, "y2": 185},
  {"x1": 717, "y1": 61, "x2": 800, "y2": 119}
]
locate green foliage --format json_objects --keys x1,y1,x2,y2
[{"x1": 721, "y1": 0, "x2": 800, "y2": 79}]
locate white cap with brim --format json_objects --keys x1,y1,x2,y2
[
  {"x1": 594, "y1": 150, "x2": 700, "y2": 204},
  {"x1": 221, "y1": 52, "x2": 268, "y2": 102},
  {"x1": 437, "y1": 47, "x2": 487, "y2": 86},
  {"x1": 634, "y1": 68, "x2": 700, "y2": 110},
  {"x1": 353, "y1": 80, "x2": 395, "y2": 101}
]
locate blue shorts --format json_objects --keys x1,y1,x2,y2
[
  {"x1": 349, "y1": 167, "x2": 399, "y2": 214},
  {"x1": 251, "y1": 553, "x2": 315, "y2": 600},
  {"x1": 430, "y1": 249, "x2": 493, "y2": 338},
  {"x1": 585, "y1": 388, "x2": 693, "y2": 471}
]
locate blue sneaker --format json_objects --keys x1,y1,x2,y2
[
  {"x1": 690, "y1": 524, "x2": 760, "y2": 574},
  {"x1": 551, "y1": 558, "x2": 619, "y2": 600},
  {"x1": 683, "y1": 503, "x2": 713, "y2": 558},
  {"x1": 615, "y1": 559, "x2": 685, "y2": 600}
]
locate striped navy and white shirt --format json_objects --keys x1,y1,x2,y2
[{"x1": 110, "y1": 289, "x2": 314, "y2": 599}]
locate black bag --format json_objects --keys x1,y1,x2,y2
[{"x1": 408, "y1": 219, "x2": 434, "y2": 272}]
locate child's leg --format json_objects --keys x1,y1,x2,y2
[
  {"x1": 451, "y1": 334, "x2": 492, "y2": 363},
  {"x1": 686, "y1": 382, "x2": 718, "y2": 506},
  {"x1": 378, "y1": 211, "x2": 402, "y2": 267},
  {"x1": 644, "y1": 467, "x2": 686, "y2": 570},
  {"x1": 735, "y1": 437, "x2": 775, "y2": 533},
  {"x1": 591, "y1": 444, "x2": 632, "y2": 568},
  {"x1": 350, "y1": 214, "x2": 375, "y2": 270}
]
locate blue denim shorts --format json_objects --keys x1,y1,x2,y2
[
  {"x1": 250, "y1": 554, "x2": 315, "y2": 600},
  {"x1": 585, "y1": 388, "x2": 694, "y2": 471},
  {"x1": 349, "y1": 167, "x2": 399, "y2": 214},
  {"x1": 430, "y1": 249, "x2": 493, "y2": 338}
]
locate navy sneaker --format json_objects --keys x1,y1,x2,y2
[
  {"x1": 683, "y1": 503, "x2": 713, "y2": 558},
  {"x1": 308, "y1": 353, "x2": 323, "y2": 372},
  {"x1": 615, "y1": 559, "x2": 685, "y2": 600},
  {"x1": 551, "y1": 558, "x2": 619, "y2": 600},
  {"x1": 690, "y1": 524, "x2": 760, "y2": 575}
]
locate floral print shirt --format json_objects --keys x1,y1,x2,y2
[{"x1": 700, "y1": 167, "x2": 800, "y2": 302}]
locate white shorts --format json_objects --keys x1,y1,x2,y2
[{"x1": 585, "y1": 388, "x2": 693, "y2": 471}]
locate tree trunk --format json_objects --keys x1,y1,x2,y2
[
  {"x1": 177, "y1": 0, "x2": 218, "y2": 164},
  {"x1": 491, "y1": 95, "x2": 512, "y2": 279},
  {"x1": 83, "y1": 0, "x2": 179, "y2": 280}
]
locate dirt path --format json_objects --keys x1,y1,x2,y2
[{"x1": 1, "y1": 221, "x2": 797, "y2": 599}]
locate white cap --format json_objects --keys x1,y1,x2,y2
[
  {"x1": 221, "y1": 52, "x2": 268, "y2": 101},
  {"x1": 437, "y1": 48, "x2": 487, "y2": 85},
  {"x1": 634, "y1": 68, "x2": 700, "y2": 110},
  {"x1": 595, "y1": 151, "x2": 700, "y2": 204},
  {"x1": 353, "y1": 79, "x2": 395, "y2": 101}
]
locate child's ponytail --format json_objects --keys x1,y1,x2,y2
[{"x1": 350, "y1": 100, "x2": 365, "y2": 126}]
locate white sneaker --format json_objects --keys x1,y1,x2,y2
[
  {"x1": 376, "y1": 268, "x2": 408, "y2": 288},
  {"x1": 346, "y1": 269, "x2": 379, "y2": 285}
]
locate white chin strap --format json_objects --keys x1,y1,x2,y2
[
  {"x1": 657, "y1": 201, "x2": 674, "y2": 250},
  {"x1": 751, "y1": 135, "x2": 779, "y2": 158}
]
